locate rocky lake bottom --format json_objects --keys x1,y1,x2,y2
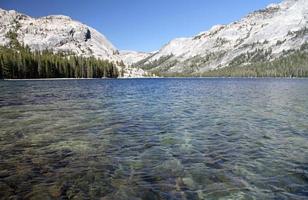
[{"x1": 0, "y1": 78, "x2": 307, "y2": 200}]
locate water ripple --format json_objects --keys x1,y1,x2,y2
[{"x1": 0, "y1": 78, "x2": 307, "y2": 199}]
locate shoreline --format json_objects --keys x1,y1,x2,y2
[
  {"x1": 3, "y1": 78, "x2": 108, "y2": 81},
  {"x1": 2, "y1": 77, "x2": 308, "y2": 81}
]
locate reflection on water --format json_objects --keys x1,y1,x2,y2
[{"x1": 0, "y1": 78, "x2": 307, "y2": 200}]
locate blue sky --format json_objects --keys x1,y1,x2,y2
[{"x1": 0, "y1": 0, "x2": 281, "y2": 52}]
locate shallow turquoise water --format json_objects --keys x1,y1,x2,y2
[{"x1": 0, "y1": 78, "x2": 307, "y2": 200}]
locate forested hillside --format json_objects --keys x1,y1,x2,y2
[
  {"x1": 0, "y1": 30, "x2": 119, "y2": 79},
  {"x1": 153, "y1": 43, "x2": 308, "y2": 77},
  {"x1": 200, "y1": 45, "x2": 308, "y2": 77}
]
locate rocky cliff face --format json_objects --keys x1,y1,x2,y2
[
  {"x1": 0, "y1": 9, "x2": 121, "y2": 61},
  {"x1": 135, "y1": 0, "x2": 308, "y2": 74},
  {"x1": 0, "y1": 8, "x2": 148, "y2": 77}
]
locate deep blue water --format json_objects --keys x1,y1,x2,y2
[{"x1": 0, "y1": 78, "x2": 307, "y2": 200}]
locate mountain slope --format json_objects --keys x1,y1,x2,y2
[
  {"x1": 0, "y1": 8, "x2": 150, "y2": 77},
  {"x1": 0, "y1": 8, "x2": 121, "y2": 61},
  {"x1": 135, "y1": 0, "x2": 308, "y2": 75}
]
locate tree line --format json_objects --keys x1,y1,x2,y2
[{"x1": 0, "y1": 30, "x2": 119, "y2": 79}]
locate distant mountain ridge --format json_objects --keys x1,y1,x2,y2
[
  {"x1": 134, "y1": 0, "x2": 308, "y2": 75},
  {"x1": 119, "y1": 50, "x2": 152, "y2": 66}
]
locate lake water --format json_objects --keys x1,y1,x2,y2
[{"x1": 0, "y1": 78, "x2": 307, "y2": 200}]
